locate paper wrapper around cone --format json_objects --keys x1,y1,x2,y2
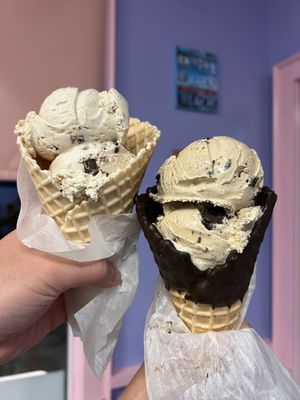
[
  {"x1": 16, "y1": 118, "x2": 160, "y2": 243},
  {"x1": 144, "y1": 280, "x2": 300, "y2": 400}
]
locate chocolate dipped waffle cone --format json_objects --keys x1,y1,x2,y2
[
  {"x1": 17, "y1": 118, "x2": 160, "y2": 243},
  {"x1": 136, "y1": 185, "x2": 277, "y2": 333}
]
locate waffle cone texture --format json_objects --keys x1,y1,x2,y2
[
  {"x1": 17, "y1": 118, "x2": 160, "y2": 243},
  {"x1": 170, "y1": 289, "x2": 242, "y2": 333}
]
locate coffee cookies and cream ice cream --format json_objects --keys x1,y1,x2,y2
[
  {"x1": 152, "y1": 137, "x2": 264, "y2": 271},
  {"x1": 15, "y1": 87, "x2": 160, "y2": 243},
  {"x1": 136, "y1": 136, "x2": 277, "y2": 332},
  {"x1": 152, "y1": 137, "x2": 263, "y2": 212}
]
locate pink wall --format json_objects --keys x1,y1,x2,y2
[{"x1": 0, "y1": 0, "x2": 114, "y2": 180}]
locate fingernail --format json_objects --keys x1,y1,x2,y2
[{"x1": 104, "y1": 266, "x2": 121, "y2": 287}]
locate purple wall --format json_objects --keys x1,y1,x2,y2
[
  {"x1": 114, "y1": 0, "x2": 272, "y2": 371},
  {"x1": 269, "y1": 0, "x2": 300, "y2": 65}
]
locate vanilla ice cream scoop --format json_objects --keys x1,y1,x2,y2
[
  {"x1": 31, "y1": 87, "x2": 129, "y2": 160},
  {"x1": 153, "y1": 136, "x2": 263, "y2": 213},
  {"x1": 49, "y1": 141, "x2": 134, "y2": 201}
]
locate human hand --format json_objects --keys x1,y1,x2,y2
[
  {"x1": 0, "y1": 230, "x2": 121, "y2": 364},
  {"x1": 116, "y1": 325, "x2": 252, "y2": 400},
  {"x1": 118, "y1": 363, "x2": 148, "y2": 400}
]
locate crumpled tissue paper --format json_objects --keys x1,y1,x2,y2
[
  {"x1": 16, "y1": 160, "x2": 140, "y2": 378},
  {"x1": 145, "y1": 279, "x2": 300, "y2": 400}
]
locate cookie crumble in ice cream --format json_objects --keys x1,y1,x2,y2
[{"x1": 49, "y1": 140, "x2": 134, "y2": 201}]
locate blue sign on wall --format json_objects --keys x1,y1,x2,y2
[{"x1": 176, "y1": 47, "x2": 218, "y2": 113}]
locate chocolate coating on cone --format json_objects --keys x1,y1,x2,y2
[{"x1": 135, "y1": 186, "x2": 277, "y2": 308}]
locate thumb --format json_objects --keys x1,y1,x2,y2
[{"x1": 58, "y1": 259, "x2": 121, "y2": 291}]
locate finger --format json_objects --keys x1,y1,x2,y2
[
  {"x1": 5, "y1": 232, "x2": 121, "y2": 294},
  {"x1": 56, "y1": 259, "x2": 121, "y2": 292},
  {"x1": 0, "y1": 295, "x2": 66, "y2": 364},
  {"x1": 241, "y1": 320, "x2": 250, "y2": 329},
  {"x1": 118, "y1": 363, "x2": 148, "y2": 400}
]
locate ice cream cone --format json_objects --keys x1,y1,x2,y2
[
  {"x1": 169, "y1": 289, "x2": 242, "y2": 333},
  {"x1": 17, "y1": 118, "x2": 160, "y2": 243},
  {"x1": 136, "y1": 184, "x2": 277, "y2": 332}
]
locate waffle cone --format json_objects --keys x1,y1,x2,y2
[
  {"x1": 169, "y1": 289, "x2": 242, "y2": 333},
  {"x1": 17, "y1": 118, "x2": 160, "y2": 243}
]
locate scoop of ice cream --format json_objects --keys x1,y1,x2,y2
[
  {"x1": 49, "y1": 141, "x2": 134, "y2": 201},
  {"x1": 156, "y1": 202, "x2": 262, "y2": 271},
  {"x1": 31, "y1": 87, "x2": 129, "y2": 160},
  {"x1": 153, "y1": 136, "x2": 264, "y2": 213}
]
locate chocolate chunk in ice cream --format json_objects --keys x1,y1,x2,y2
[
  {"x1": 83, "y1": 158, "x2": 99, "y2": 176},
  {"x1": 194, "y1": 202, "x2": 227, "y2": 230}
]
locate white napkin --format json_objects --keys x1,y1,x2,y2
[
  {"x1": 16, "y1": 160, "x2": 140, "y2": 377},
  {"x1": 145, "y1": 279, "x2": 300, "y2": 400}
]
